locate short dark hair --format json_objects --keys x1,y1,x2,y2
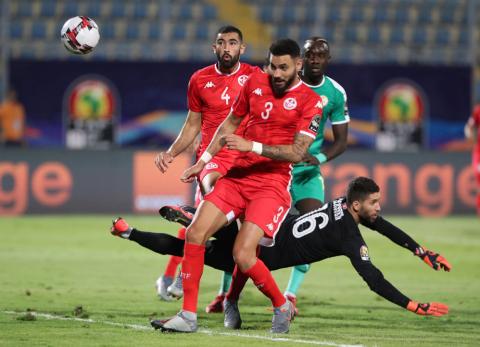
[
  {"x1": 346, "y1": 177, "x2": 380, "y2": 205},
  {"x1": 304, "y1": 37, "x2": 330, "y2": 52},
  {"x1": 269, "y1": 38, "x2": 300, "y2": 58},
  {"x1": 216, "y1": 25, "x2": 243, "y2": 42}
]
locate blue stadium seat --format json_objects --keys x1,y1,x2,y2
[
  {"x1": 281, "y1": 7, "x2": 298, "y2": 23},
  {"x1": 418, "y1": 6, "x2": 433, "y2": 23},
  {"x1": 63, "y1": 2, "x2": 79, "y2": 17},
  {"x1": 32, "y1": 21, "x2": 47, "y2": 39},
  {"x1": 439, "y1": 6, "x2": 456, "y2": 24},
  {"x1": 393, "y1": 8, "x2": 409, "y2": 24},
  {"x1": 9, "y1": 22, "x2": 23, "y2": 39},
  {"x1": 126, "y1": 22, "x2": 140, "y2": 40},
  {"x1": 194, "y1": 23, "x2": 209, "y2": 40},
  {"x1": 326, "y1": 6, "x2": 342, "y2": 23},
  {"x1": 412, "y1": 27, "x2": 427, "y2": 45},
  {"x1": 373, "y1": 7, "x2": 389, "y2": 22},
  {"x1": 86, "y1": 2, "x2": 101, "y2": 18},
  {"x1": 274, "y1": 26, "x2": 290, "y2": 40},
  {"x1": 390, "y1": 26, "x2": 404, "y2": 44},
  {"x1": 202, "y1": 4, "x2": 217, "y2": 20},
  {"x1": 148, "y1": 24, "x2": 160, "y2": 40},
  {"x1": 133, "y1": 2, "x2": 148, "y2": 18},
  {"x1": 101, "y1": 22, "x2": 115, "y2": 39},
  {"x1": 259, "y1": 6, "x2": 275, "y2": 23},
  {"x1": 40, "y1": 0, "x2": 56, "y2": 17},
  {"x1": 435, "y1": 27, "x2": 451, "y2": 45},
  {"x1": 323, "y1": 26, "x2": 334, "y2": 42},
  {"x1": 178, "y1": 4, "x2": 192, "y2": 20},
  {"x1": 172, "y1": 24, "x2": 187, "y2": 40},
  {"x1": 18, "y1": 1, "x2": 33, "y2": 17},
  {"x1": 458, "y1": 28, "x2": 468, "y2": 46},
  {"x1": 111, "y1": 1, "x2": 126, "y2": 17},
  {"x1": 346, "y1": 26, "x2": 359, "y2": 43},
  {"x1": 367, "y1": 26, "x2": 381, "y2": 44},
  {"x1": 349, "y1": 7, "x2": 365, "y2": 23}
]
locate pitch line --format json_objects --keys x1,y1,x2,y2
[{"x1": 3, "y1": 311, "x2": 364, "y2": 347}]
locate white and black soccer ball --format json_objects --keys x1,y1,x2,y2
[{"x1": 61, "y1": 16, "x2": 100, "y2": 55}]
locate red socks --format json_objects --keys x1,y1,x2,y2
[
  {"x1": 163, "y1": 227, "x2": 186, "y2": 277},
  {"x1": 244, "y1": 259, "x2": 286, "y2": 308},
  {"x1": 226, "y1": 265, "x2": 249, "y2": 301},
  {"x1": 181, "y1": 242, "x2": 205, "y2": 313}
]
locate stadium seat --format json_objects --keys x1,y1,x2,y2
[
  {"x1": 148, "y1": 24, "x2": 161, "y2": 40},
  {"x1": 31, "y1": 21, "x2": 46, "y2": 39},
  {"x1": 172, "y1": 24, "x2": 187, "y2": 40},
  {"x1": 18, "y1": 1, "x2": 33, "y2": 17},
  {"x1": 259, "y1": 6, "x2": 275, "y2": 23},
  {"x1": 412, "y1": 27, "x2": 427, "y2": 46},
  {"x1": 111, "y1": 1, "x2": 126, "y2": 17},
  {"x1": 63, "y1": 1, "x2": 79, "y2": 18},
  {"x1": 101, "y1": 22, "x2": 115, "y2": 40},
  {"x1": 133, "y1": 2, "x2": 148, "y2": 18},
  {"x1": 86, "y1": 2, "x2": 102, "y2": 18},
  {"x1": 40, "y1": 0, "x2": 56, "y2": 17},
  {"x1": 390, "y1": 26, "x2": 405, "y2": 45},
  {"x1": 202, "y1": 4, "x2": 217, "y2": 20},
  {"x1": 126, "y1": 22, "x2": 140, "y2": 40},
  {"x1": 9, "y1": 22, "x2": 23, "y2": 39},
  {"x1": 373, "y1": 7, "x2": 389, "y2": 23},
  {"x1": 435, "y1": 27, "x2": 451, "y2": 46},
  {"x1": 367, "y1": 26, "x2": 381, "y2": 45}
]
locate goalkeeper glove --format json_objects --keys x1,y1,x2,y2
[
  {"x1": 407, "y1": 300, "x2": 449, "y2": 317},
  {"x1": 415, "y1": 247, "x2": 451, "y2": 271}
]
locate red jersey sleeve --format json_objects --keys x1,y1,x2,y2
[
  {"x1": 473, "y1": 104, "x2": 480, "y2": 127},
  {"x1": 231, "y1": 74, "x2": 252, "y2": 118},
  {"x1": 296, "y1": 93, "x2": 323, "y2": 139},
  {"x1": 187, "y1": 72, "x2": 202, "y2": 112}
]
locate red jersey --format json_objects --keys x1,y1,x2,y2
[
  {"x1": 472, "y1": 105, "x2": 480, "y2": 152},
  {"x1": 228, "y1": 71, "x2": 323, "y2": 186},
  {"x1": 187, "y1": 62, "x2": 261, "y2": 157}
]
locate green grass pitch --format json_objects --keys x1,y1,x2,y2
[{"x1": 0, "y1": 215, "x2": 479, "y2": 346}]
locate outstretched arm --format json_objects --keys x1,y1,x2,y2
[
  {"x1": 362, "y1": 216, "x2": 451, "y2": 272},
  {"x1": 350, "y1": 257, "x2": 448, "y2": 316}
]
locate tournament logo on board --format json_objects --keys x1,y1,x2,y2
[
  {"x1": 63, "y1": 75, "x2": 120, "y2": 149},
  {"x1": 374, "y1": 79, "x2": 427, "y2": 151}
]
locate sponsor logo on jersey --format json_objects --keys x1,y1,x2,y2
[
  {"x1": 205, "y1": 162, "x2": 219, "y2": 170},
  {"x1": 333, "y1": 198, "x2": 344, "y2": 220},
  {"x1": 320, "y1": 95, "x2": 329, "y2": 107},
  {"x1": 315, "y1": 100, "x2": 323, "y2": 109},
  {"x1": 283, "y1": 97, "x2": 297, "y2": 110},
  {"x1": 204, "y1": 81, "x2": 215, "y2": 88},
  {"x1": 309, "y1": 115, "x2": 322, "y2": 133},
  {"x1": 253, "y1": 88, "x2": 263, "y2": 96},
  {"x1": 238, "y1": 75, "x2": 248, "y2": 86},
  {"x1": 360, "y1": 245, "x2": 370, "y2": 261},
  {"x1": 266, "y1": 223, "x2": 274, "y2": 231}
]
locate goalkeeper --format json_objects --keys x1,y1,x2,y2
[{"x1": 111, "y1": 177, "x2": 451, "y2": 324}]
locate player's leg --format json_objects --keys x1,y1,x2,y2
[
  {"x1": 200, "y1": 169, "x2": 234, "y2": 313},
  {"x1": 157, "y1": 227, "x2": 186, "y2": 301},
  {"x1": 152, "y1": 200, "x2": 229, "y2": 332},
  {"x1": 284, "y1": 174, "x2": 325, "y2": 313}
]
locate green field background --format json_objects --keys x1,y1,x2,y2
[{"x1": 0, "y1": 215, "x2": 479, "y2": 347}]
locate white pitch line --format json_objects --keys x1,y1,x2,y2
[{"x1": 3, "y1": 311, "x2": 364, "y2": 347}]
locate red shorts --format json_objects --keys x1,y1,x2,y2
[
  {"x1": 198, "y1": 150, "x2": 238, "y2": 182},
  {"x1": 204, "y1": 176, "x2": 291, "y2": 245}
]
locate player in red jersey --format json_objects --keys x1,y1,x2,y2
[
  {"x1": 153, "y1": 26, "x2": 260, "y2": 301},
  {"x1": 153, "y1": 39, "x2": 323, "y2": 334},
  {"x1": 465, "y1": 104, "x2": 480, "y2": 215}
]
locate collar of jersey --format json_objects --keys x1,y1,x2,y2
[
  {"x1": 214, "y1": 62, "x2": 241, "y2": 76},
  {"x1": 302, "y1": 75, "x2": 326, "y2": 89},
  {"x1": 286, "y1": 79, "x2": 303, "y2": 92}
]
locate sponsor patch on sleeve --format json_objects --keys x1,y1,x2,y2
[
  {"x1": 360, "y1": 245, "x2": 370, "y2": 261},
  {"x1": 309, "y1": 115, "x2": 322, "y2": 133}
]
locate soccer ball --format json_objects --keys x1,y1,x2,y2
[{"x1": 61, "y1": 16, "x2": 100, "y2": 55}]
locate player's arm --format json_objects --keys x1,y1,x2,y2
[
  {"x1": 362, "y1": 216, "x2": 452, "y2": 272},
  {"x1": 180, "y1": 112, "x2": 244, "y2": 182},
  {"x1": 155, "y1": 110, "x2": 202, "y2": 173},
  {"x1": 224, "y1": 132, "x2": 314, "y2": 163},
  {"x1": 464, "y1": 116, "x2": 477, "y2": 143},
  {"x1": 349, "y1": 257, "x2": 449, "y2": 316}
]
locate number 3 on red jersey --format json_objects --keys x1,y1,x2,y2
[{"x1": 261, "y1": 102, "x2": 273, "y2": 119}]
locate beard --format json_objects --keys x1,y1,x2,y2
[
  {"x1": 217, "y1": 52, "x2": 240, "y2": 70},
  {"x1": 270, "y1": 73, "x2": 297, "y2": 97}
]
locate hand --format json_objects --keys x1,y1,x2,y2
[
  {"x1": 415, "y1": 247, "x2": 452, "y2": 271},
  {"x1": 407, "y1": 300, "x2": 449, "y2": 317},
  {"x1": 223, "y1": 134, "x2": 253, "y2": 152},
  {"x1": 301, "y1": 153, "x2": 320, "y2": 166},
  {"x1": 154, "y1": 151, "x2": 174, "y2": 173},
  {"x1": 180, "y1": 161, "x2": 205, "y2": 183}
]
